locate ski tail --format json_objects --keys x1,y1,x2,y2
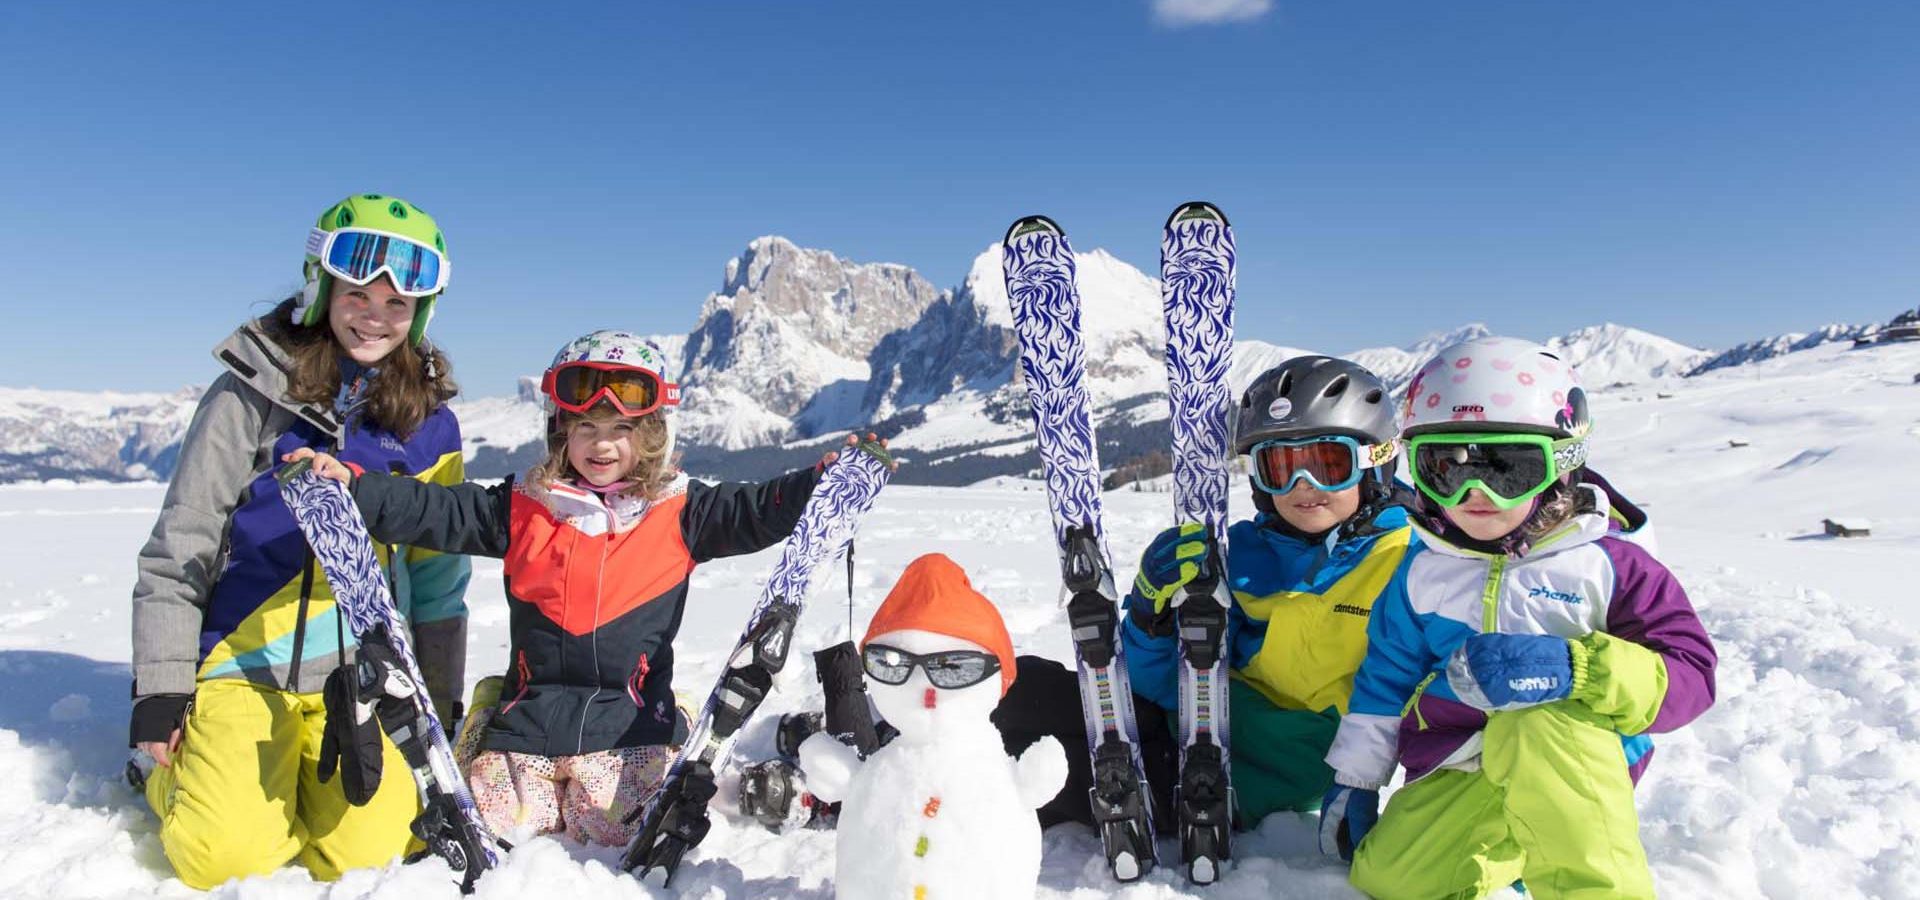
[
  {"x1": 1003, "y1": 215, "x2": 1157, "y2": 882},
  {"x1": 1160, "y1": 200, "x2": 1238, "y2": 885},
  {"x1": 622, "y1": 441, "x2": 894, "y2": 886}
]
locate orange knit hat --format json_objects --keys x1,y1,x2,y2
[{"x1": 861, "y1": 553, "x2": 1018, "y2": 696}]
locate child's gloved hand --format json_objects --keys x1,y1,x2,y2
[
  {"x1": 1444, "y1": 633, "x2": 1575, "y2": 711},
  {"x1": 1318, "y1": 784, "x2": 1379, "y2": 862},
  {"x1": 1125, "y1": 523, "x2": 1211, "y2": 635}
]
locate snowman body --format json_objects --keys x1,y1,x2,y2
[
  {"x1": 813, "y1": 628, "x2": 1060, "y2": 900},
  {"x1": 837, "y1": 722, "x2": 1039, "y2": 899}
]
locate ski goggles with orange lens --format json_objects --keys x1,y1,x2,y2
[
  {"x1": 306, "y1": 228, "x2": 450, "y2": 297},
  {"x1": 542, "y1": 361, "x2": 681, "y2": 417},
  {"x1": 1248, "y1": 435, "x2": 1398, "y2": 495}
]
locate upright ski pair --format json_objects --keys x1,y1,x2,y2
[
  {"x1": 278, "y1": 461, "x2": 501, "y2": 893},
  {"x1": 1003, "y1": 203, "x2": 1236, "y2": 886},
  {"x1": 622, "y1": 441, "x2": 894, "y2": 886}
]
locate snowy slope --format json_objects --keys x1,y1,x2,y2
[{"x1": 2, "y1": 340, "x2": 1917, "y2": 897}]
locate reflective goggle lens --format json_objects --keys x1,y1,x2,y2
[
  {"x1": 549, "y1": 364, "x2": 663, "y2": 413},
  {"x1": 1251, "y1": 438, "x2": 1359, "y2": 495},
  {"x1": 323, "y1": 230, "x2": 446, "y2": 296},
  {"x1": 862, "y1": 644, "x2": 1000, "y2": 689},
  {"x1": 1411, "y1": 438, "x2": 1553, "y2": 507}
]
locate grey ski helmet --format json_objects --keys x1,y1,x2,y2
[{"x1": 1235, "y1": 355, "x2": 1397, "y2": 452}]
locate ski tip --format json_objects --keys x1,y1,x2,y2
[
  {"x1": 1004, "y1": 214, "x2": 1065, "y2": 246},
  {"x1": 274, "y1": 457, "x2": 314, "y2": 486},
  {"x1": 1165, "y1": 201, "x2": 1230, "y2": 230}
]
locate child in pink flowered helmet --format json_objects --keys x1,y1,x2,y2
[{"x1": 1320, "y1": 336, "x2": 1717, "y2": 900}]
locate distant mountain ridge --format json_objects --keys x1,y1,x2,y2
[{"x1": 6, "y1": 235, "x2": 1899, "y2": 485}]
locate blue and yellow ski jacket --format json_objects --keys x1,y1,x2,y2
[{"x1": 1121, "y1": 504, "x2": 1417, "y2": 717}]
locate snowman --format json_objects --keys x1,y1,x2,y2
[{"x1": 801, "y1": 553, "x2": 1067, "y2": 900}]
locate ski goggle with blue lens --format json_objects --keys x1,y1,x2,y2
[
  {"x1": 306, "y1": 227, "x2": 450, "y2": 297},
  {"x1": 1406, "y1": 432, "x2": 1589, "y2": 510},
  {"x1": 1248, "y1": 435, "x2": 1398, "y2": 495}
]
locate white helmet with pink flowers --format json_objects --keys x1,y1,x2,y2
[{"x1": 1400, "y1": 336, "x2": 1592, "y2": 442}]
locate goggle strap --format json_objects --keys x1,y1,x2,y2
[
  {"x1": 1555, "y1": 439, "x2": 1588, "y2": 471},
  {"x1": 1360, "y1": 440, "x2": 1399, "y2": 469},
  {"x1": 305, "y1": 227, "x2": 329, "y2": 258}
]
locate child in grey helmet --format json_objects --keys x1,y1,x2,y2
[
  {"x1": 1118, "y1": 355, "x2": 1416, "y2": 829},
  {"x1": 994, "y1": 356, "x2": 1420, "y2": 838}
]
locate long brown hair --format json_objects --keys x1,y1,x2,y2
[
  {"x1": 527, "y1": 406, "x2": 676, "y2": 500},
  {"x1": 261, "y1": 297, "x2": 458, "y2": 438}
]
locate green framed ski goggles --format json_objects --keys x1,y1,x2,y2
[{"x1": 1406, "y1": 432, "x2": 1589, "y2": 510}]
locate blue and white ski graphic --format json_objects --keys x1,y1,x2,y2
[
  {"x1": 1160, "y1": 200, "x2": 1237, "y2": 885},
  {"x1": 624, "y1": 442, "x2": 895, "y2": 886},
  {"x1": 277, "y1": 463, "x2": 500, "y2": 892},
  {"x1": 1004, "y1": 215, "x2": 1158, "y2": 882}
]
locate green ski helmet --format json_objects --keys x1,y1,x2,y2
[{"x1": 293, "y1": 194, "x2": 449, "y2": 347}]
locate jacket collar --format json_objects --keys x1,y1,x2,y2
[
  {"x1": 211, "y1": 318, "x2": 344, "y2": 439},
  {"x1": 519, "y1": 474, "x2": 688, "y2": 536}
]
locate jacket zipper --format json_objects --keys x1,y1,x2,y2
[
  {"x1": 1480, "y1": 556, "x2": 1507, "y2": 633},
  {"x1": 501, "y1": 650, "x2": 533, "y2": 714},
  {"x1": 578, "y1": 528, "x2": 609, "y2": 755}
]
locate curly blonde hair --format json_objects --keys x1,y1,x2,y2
[{"x1": 526, "y1": 406, "x2": 676, "y2": 499}]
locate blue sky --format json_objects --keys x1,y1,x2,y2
[{"x1": 3, "y1": 1, "x2": 1918, "y2": 396}]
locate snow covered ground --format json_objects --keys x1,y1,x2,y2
[{"x1": 1, "y1": 340, "x2": 1916, "y2": 898}]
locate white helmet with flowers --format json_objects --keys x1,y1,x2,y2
[
  {"x1": 541, "y1": 330, "x2": 682, "y2": 459},
  {"x1": 1400, "y1": 336, "x2": 1592, "y2": 512},
  {"x1": 1401, "y1": 336, "x2": 1590, "y2": 439}
]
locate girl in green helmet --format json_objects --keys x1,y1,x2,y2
[{"x1": 129, "y1": 194, "x2": 471, "y2": 888}]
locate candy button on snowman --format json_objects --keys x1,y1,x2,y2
[{"x1": 801, "y1": 554, "x2": 1067, "y2": 900}]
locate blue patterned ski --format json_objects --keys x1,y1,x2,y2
[
  {"x1": 1003, "y1": 215, "x2": 1158, "y2": 883},
  {"x1": 277, "y1": 461, "x2": 500, "y2": 892},
  {"x1": 623, "y1": 442, "x2": 894, "y2": 887},
  {"x1": 1160, "y1": 201, "x2": 1237, "y2": 885}
]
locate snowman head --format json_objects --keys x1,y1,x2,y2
[{"x1": 860, "y1": 554, "x2": 1018, "y2": 742}]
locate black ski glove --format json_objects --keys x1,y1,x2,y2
[
  {"x1": 814, "y1": 641, "x2": 884, "y2": 755},
  {"x1": 129, "y1": 693, "x2": 192, "y2": 747},
  {"x1": 320, "y1": 659, "x2": 387, "y2": 806}
]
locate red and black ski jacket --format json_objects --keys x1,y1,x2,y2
[{"x1": 351, "y1": 467, "x2": 819, "y2": 756}]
